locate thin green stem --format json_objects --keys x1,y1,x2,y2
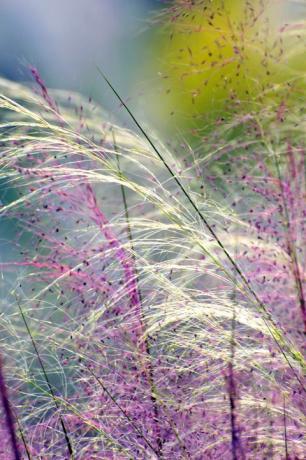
[
  {"x1": 16, "y1": 298, "x2": 74, "y2": 459},
  {"x1": 12, "y1": 408, "x2": 32, "y2": 460}
]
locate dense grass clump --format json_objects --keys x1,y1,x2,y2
[
  {"x1": 0, "y1": 1, "x2": 305, "y2": 459},
  {"x1": 0, "y1": 71, "x2": 304, "y2": 459}
]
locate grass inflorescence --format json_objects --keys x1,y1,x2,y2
[{"x1": 0, "y1": 1, "x2": 305, "y2": 458}]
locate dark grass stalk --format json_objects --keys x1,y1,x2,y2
[
  {"x1": 0, "y1": 354, "x2": 21, "y2": 460},
  {"x1": 283, "y1": 395, "x2": 289, "y2": 460},
  {"x1": 272, "y1": 149, "x2": 306, "y2": 332},
  {"x1": 16, "y1": 299, "x2": 74, "y2": 459},
  {"x1": 84, "y1": 364, "x2": 162, "y2": 459},
  {"x1": 228, "y1": 276, "x2": 245, "y2": 460},
  {"x1": 112, "y1": 128, "x2": 165, "y2": 458},
  {"x1": 228, "y1": 305, "x2": 239, "y2": 460},
  {"x1": 13, "y1": 410, "x2": 32, "y2": 460},
  {"x1": 97, "y1": 67, "x2": 306, "y2": 390}
]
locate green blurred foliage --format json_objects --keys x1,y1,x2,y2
[{"x1": 147, "y1": 0, "x2": 306, "y2": 132}]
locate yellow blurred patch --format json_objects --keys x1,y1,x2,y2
[{"x1": 149, "y1": 0, "x2": 306, "y2": 127}]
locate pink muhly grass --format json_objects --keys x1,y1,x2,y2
[
  {"x1": 0, "y1": 70, "x2": 305, "y2": 459},
  {"x1": 29, "y1": 67, "x2": 60, "y2": 116},
  {"x1": 0, "y1": 2, "x2": 305, "y2": 456}
]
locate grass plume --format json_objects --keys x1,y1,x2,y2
[{"x1": 0, "y1": 2, "x2": 305, "y2": 456}]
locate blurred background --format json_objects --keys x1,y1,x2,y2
[
  {"x1": 1, "y1": 0, "x2": 305, "y2": 133},
  {"x1": 0, "y1": 0, "x2": 161, "y2": 122}
]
